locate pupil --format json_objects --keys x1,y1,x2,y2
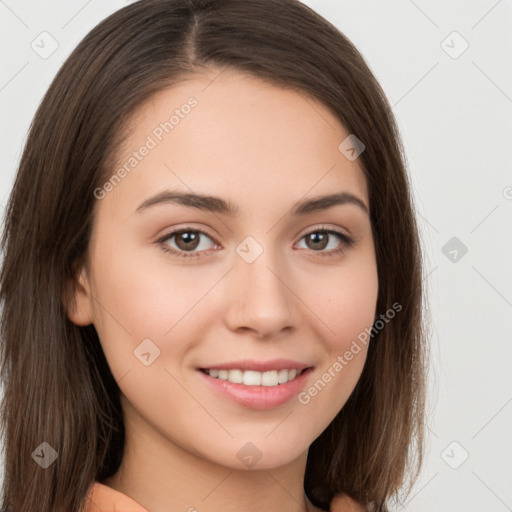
[
  {"x1": 178, "y1": 232, "x2": 199, "y2": 250},
  {"x1": 309, "y1": 232, "x2": 327, "y2": 250}
]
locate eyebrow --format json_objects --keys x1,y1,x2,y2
[{"x1": 135, "y1": 189, "x2": 369, "y2": 216}]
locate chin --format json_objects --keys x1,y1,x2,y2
[{"x1": 199, "y1": 436, "x2": 311, "y2": 471}]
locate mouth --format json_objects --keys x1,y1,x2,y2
[
  {"x1": 198, "y1": 367, "x2": 310, "y2": 386},
  {"x1": 196, "y1": 360, "x2": 314, "y2": 409}
]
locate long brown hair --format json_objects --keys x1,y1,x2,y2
[{"x1": 0, "y1": 1, "x2": 427, "y2": 510}]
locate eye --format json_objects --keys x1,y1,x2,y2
[
  {"x1": 156, "y1": 226, "x2": 354, "y2": 259},
  {"x1": 157, "y1": 228, "x2": 218, "y2": 259},
  {"x1": 296, "y1": 227, "x2": 354, "y2": 257}
]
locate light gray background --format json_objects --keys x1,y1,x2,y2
[{"x1": 1, "y1": 1, "x2": 511, "y2": 511}]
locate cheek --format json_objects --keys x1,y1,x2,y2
[
  {"x1": 305, "y1": 254, "x2": 378, "y2": 400},
  {"x1": 296, "y1": 270, "x2": 377, "y2": 420},
  {"x1": 86, "y1": 238, "x2": 177, "y2": 377},
  {"x1": 90, "y1": 237, "x2": 187, "y2": 334},
  {"x1": 87, "y1": 235, "x2": 220, "y2": 384},
  {"x1": 312, "y1": 256, "x2": 379, "y2": 352},
  {"x1": 330, "y1": 275, "x2": 378, "y2": 347}
]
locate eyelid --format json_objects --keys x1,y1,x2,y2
[
  {"x1": 155, "y1": 223, "x2": 218, "y2": 243},
  {"x1": 296, "y1": 223, "x2": 352, "y2": 241}
]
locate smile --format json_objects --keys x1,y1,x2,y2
[
  {"x1": 200, "y1": 368, "x2": 307, "y2": 386},
  {"x1": 197, "y1": 360, "x2": 314, "y2": 409}
]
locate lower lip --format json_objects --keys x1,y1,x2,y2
[{"x1": 197, "y1": 368, "x2": 313, "y2": 410}]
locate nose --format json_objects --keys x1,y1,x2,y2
[{"x1": 223, "y1": 246, "x2": 299, "y2": 340}]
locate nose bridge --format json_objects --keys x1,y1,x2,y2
[{"x1": 224, "y1": 235, "x2": 297, "y2": 337}]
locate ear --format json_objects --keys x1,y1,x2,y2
[{"x1": 64, "y1": 267, "x2": 94, "y2": 326}]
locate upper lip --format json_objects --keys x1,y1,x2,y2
[{"x1": 198, "y1": 359, "x2": 313, "y2": 372}]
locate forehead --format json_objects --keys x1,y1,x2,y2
[{"x1": 102, "y1": 69, "x2": 369, "y2": 218}]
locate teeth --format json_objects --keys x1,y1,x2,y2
[
  {"x1": 206, "y1": 368, "x2": 302, "y2": 386},
  {"x1": 243, "y1": 370, "x2": 261, "y2": 386},
  {"x1": 228, "y1": 369, "x2": 243, "y2": 384},
  {"x1": 278, "y1": 369, "x2": 289, "y2": 384},
  {"x1": 261, "y1": 370, "x2": 278, "y2": 387}
]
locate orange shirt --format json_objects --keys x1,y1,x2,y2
[{"x1": 85, "y1": 481, "x2": 365, "y2": 512}]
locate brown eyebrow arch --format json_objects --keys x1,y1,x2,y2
[{"x1": 135, "y1": 190, "x2": 369, "y2": 216}]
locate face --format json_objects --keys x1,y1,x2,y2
[{"x1": 69, "y1": 69, "x2": 378, "y2": 471}]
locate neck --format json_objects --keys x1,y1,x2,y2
[{"x1": 102, "y1": 397, "x2": 321, "y2": 512}]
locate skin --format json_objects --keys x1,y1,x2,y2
[{"x1": 68, "y1": 69, "x2": 377, "y2": 512}]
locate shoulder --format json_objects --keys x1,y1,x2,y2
[
  {"x1": 85, "y1": 481, "x2": 148, "y2": 512},
  {"x1": 306, "y1": 492, "x2": 366, "y2": 512},
  {"x1": 330, "y1": 494, "x2": 366, "y2": 512}
]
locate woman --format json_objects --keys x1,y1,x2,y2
[{"x1": 0, "y1": 1, "x2": 426, "y2": 511}]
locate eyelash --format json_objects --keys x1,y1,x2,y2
[{"x1": 156, "y1": 225, "x2": 354, "y2": 260}]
